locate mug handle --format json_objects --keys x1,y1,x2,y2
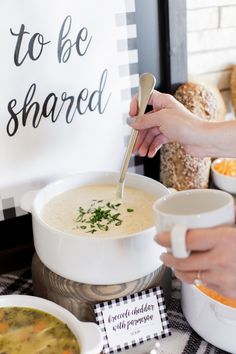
[{"x1": 171, "y1": 224, "x2": 191, "y2": 259}]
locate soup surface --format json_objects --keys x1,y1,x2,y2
[
  {"x1": 197, "y1": 285, "x2": 236, "y2": 308},
  {"x1": 0, "y1": 306, "x2": 80, "y2": 354},
  {"x1": 41, "y1": 184, "x2": 156, "y2": 236}
]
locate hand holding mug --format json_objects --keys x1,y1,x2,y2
[{"x1": 153, "y1": 189, "x2": 236, "y2": 298}]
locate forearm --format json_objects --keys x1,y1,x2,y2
[{"x1": 199, "y1": 120, "x2": 236, "y2": 158}]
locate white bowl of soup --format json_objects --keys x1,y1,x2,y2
[
  {"x1": 21, "y1": 171, "x2": 170, "y2": 284},
  {"x1": 182, "y1": 283, "x2": 236, "y2": 353},
  {"x1": 0, "y1": 294, "x2": 103, "y2": 354}
]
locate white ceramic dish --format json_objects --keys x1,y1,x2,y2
[
  {"x1": 21, "y1": 171, "x2": 169, "y2": 285},
  {"x1": 182, "y1": 283, "x2": 236, "y2": 353},
  {"x1": 211, "y1": 158, "x2": 236, "y2": 194},
  {"x1": 0, "y1": 294, "x2": 103, "y2": 354}
]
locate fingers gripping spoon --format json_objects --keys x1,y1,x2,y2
[{"x1": 116, "y1": 73, "x2": 156, "y2": 200}]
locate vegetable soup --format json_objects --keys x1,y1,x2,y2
[{"x1": 0, "y1": 307, "x2": 80, "y2": 354}]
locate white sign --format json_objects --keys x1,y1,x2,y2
[
  {"x1": 95, "y1": 287, "x2": 171, "y2": 353},
  {"x1": 0, "y1": 0, "x2": 138, "y2": 219}
]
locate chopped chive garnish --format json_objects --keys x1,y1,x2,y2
[
  {"x1": 87, "y1": 229, "x2": 97, "y2": 234},
  {"x1": 74, "y1": 199, "x2": 135, "y2": 235}
]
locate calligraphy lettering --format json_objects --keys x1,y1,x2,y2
[
  {"x1": 6, "y1": 69, "x2": 111, "y2": 136},
  {"x1": 57, "y1": 15, "x2": 92, "y2": 63},
  {"x1": 10, "y1": 24, "x2": 50, "y2": 66}
]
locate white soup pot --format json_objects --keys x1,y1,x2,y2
[
  {"x1": 0, "y1": 295, "x2": 103, "y2": 354},
  {"x1": 182, "y1": 283, "x2": 236, "y2": 353},
  {"x1": 21, "y1": 171, "x2": 170, "y2": 285}
]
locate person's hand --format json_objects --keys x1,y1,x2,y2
[
  {"x1": 155, "y1": 226, "x2": 236, "y2": 298},
  {"x1": 128, "y1": 90, "x2": 206, "y2": 158}
]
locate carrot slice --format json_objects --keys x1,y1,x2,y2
[
  {"x1": 0, "y1": 322, "x2": 9, "y2": 332},
  {"x1": 32, "y1": 320, "x2": 47, "y2": 333}
]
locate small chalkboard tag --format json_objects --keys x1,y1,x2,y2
[{"x1": 94, "y1": 286, "x2": 171, "y2": 353}]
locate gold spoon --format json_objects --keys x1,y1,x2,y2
[{"x1": 116, "y1": 73, "x2": 156, "y2": 200}]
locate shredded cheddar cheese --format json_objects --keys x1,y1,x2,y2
[
  {"x1": 214, "y1": 159, "x2": 236, "y2": 177},
  {"x1": 197, "y1": 285, "x2": 236, "y2": 308}
]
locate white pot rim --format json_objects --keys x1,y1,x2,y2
[
  {"x1": 187, "y1": 283, "x2": 236, "y2": 311},
  {"x1": 32, "y1": 170, "x2": 168, "y2": 240}
]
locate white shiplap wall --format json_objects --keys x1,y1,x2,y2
[{"x1": 187, "y1": 0, "x2": 236, "y2": 118}]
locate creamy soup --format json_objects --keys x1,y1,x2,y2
[
  {"x1": 0, "y1": 307, "x2": 80, "y2": 354},
  {"x1": 41, "y1": 184, "x2": 156, "y2": 236}
]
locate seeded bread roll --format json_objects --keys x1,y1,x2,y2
[
  {"x1": 160, "y1": 82, "x2": 218, "y2": 190},
  {"x1": 231, "y1": 65, "x2": 236, "y2": 116},
  {"x1": 189, "y1": 74, "x2": 226, "y2": 121}
]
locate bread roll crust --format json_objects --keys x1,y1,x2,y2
[
  {"x1": 188, "y1": 74, "x2": 226, "y2": 121},
  {"x1": 174, "y1": 82, "x2": 218, "y2": 121},
  {"x1": 160, "y1": 82, "x2": 218, "y2": 190},
  {"x1": 231, "y1": 65, "x2": 236, "y2": 117}
]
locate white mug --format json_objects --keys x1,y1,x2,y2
[{"x1": 153, "y1": 189, "x2": 235, "y2": 258}]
